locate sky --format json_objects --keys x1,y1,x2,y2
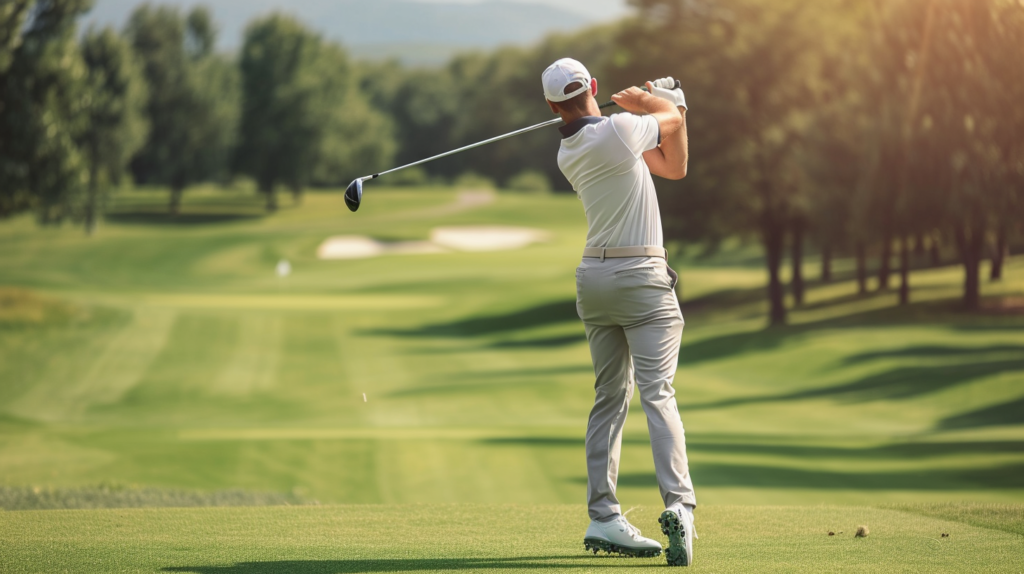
[
  {"x1": 84, "y1": 0, "x2": 632, "y2": 56},
  {"x1": 419, "y1": 0, "x2": 629, "y2": 15}
]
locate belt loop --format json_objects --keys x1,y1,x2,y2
[{"x1": 600, "y1": 248, "x2": 606, "y2": 262}]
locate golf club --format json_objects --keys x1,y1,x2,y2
[{"x1": 344, "y1": 80, "x2": 681, "y2": 212}]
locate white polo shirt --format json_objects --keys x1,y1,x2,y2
[{"x1": 557, "y1": 113, "x2": 662, "y2": 249}]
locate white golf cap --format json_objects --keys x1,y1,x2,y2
[{"x1": 542, "y1": 58, "x2": 592, "y2": 102}]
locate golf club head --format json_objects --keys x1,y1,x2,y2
[{"x1": 344, "y1": 178, "x2": 363, "y2": 212}]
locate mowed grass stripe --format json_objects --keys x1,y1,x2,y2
[
  {"x1": 212, "y1": 314, "x2": 282, "y2": 396},
  {"x1": 130, "y1": 313, "x2": 240, "y2": 400}
]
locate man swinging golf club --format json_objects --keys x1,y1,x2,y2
[{"x1": 543, "y1": 58, "x2": 697, "y2": 566}]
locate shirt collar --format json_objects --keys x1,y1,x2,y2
[{"x1": 559, "y1": 115, "x2": 604, "y2": 139}]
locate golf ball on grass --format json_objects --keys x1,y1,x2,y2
[{"x1": 276, "y1": 260, "x2": 291, "y2": 277}]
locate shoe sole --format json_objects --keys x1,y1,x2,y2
[
  {"x1": 659, "y1": 510, "x2": 690, "y2": 566},
  {"x1": 583, "y1": 537, "x2": 662, "y2": 558}
]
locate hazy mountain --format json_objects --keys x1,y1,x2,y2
[{"x1": 83, "y1": 0, "x2": 626, "y2": 64}]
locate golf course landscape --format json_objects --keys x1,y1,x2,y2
[{"x1": 1, "y1": 186, "x2": 1022, "y2": 572}]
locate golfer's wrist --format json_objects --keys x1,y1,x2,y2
[
  {"x1": 641, "y1": 93, "x2": 676, "y2": 115},
  {"x1": 651, "y1": 86, "x2": 687, "y2": 111}
]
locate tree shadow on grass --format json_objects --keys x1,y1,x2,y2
[
  {"x1": 363, "y1": 299, "x2": 579, "y2": 339},
  {"x1": 843, "y1": 344, "x2": 1024, "y2": 364},
  {"x1": 939, "y1": 396, "x2": 1024, "y2": 429},
  {"x1": 678, "y1": 298, "x2": 1024, "y2": 366},
  {"x1": 685, "y1": 358, "x2": 1024, "y2": 411},
  {"x1": 483, "y1": 437, "x2": 1024, "y2": 458},
  {"x1": 490, "y1": 334, "x2": 586, "y2": 348},
  {"x1": 604, "y1": 461, "x2": 1024, "y2": 490},
  {"x1": 105, "y1": 211, "x2": 263, "y2": 225},
  {"x1": 679, "y1": 286, "x2": 767, "y2": 316},
  {"x1": 163, "y1": 555, "x2": 650, "y2": 573},
  {"x1": 686, "y1": 440, "x2": 1024, "y2": 459}
]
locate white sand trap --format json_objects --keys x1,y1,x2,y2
[
  {"x1": 317, "y1": 225, "x2": 548, "y2": 260},
  {"x1": 317, "y1": 236, "x2": 447, "y2": 260},
  {"x1": 430, "y1": 226, "x2": 549, "y2": 252}
]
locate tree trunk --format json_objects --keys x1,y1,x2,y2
[
  {"x1": 85, "y1": 159, "x2": 99, "y2": 236},
  {"x1": 877, "y1": 234, "x2": 892, "y2": 290},
  {"x1": 856, "y1": 242, "x2": 867, "y2": 295},
  {"x1": 763, "y1": 222, "x2": 787, "y2": 326},
  {"x1": 930, "y1": 234, "x2": 941, "y2": 267},
  {"x1": 263, "y1": 182, "x2": 278, "y2": 212},
  {"x1": 899, "y1": 235, "x2": 910, "y2": 305},
  {"x1": 820, "y1": 243, "x2": 832, "y2": 283},
  {"x1": 169, "y1": 186, "x2": 183, "y2": 215},
  {"x1": 790, "y1": 220, "x2": 805, "y2": 306},
  {"x1": 914, "y1": 232, "x2": 925, "y2": 256},
  {"x1": 990, "y1": 227, "x2": 1008, "y2": 281},
  {"x1": 291, "y1": 185, "x2": 304, "y2": 206},
  {"x1": 956, "y1": 223, "x2": 984, "y2": 311}
]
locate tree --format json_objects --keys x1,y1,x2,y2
[
  {"x1": 0, "y1": 0, "x2": 38, "y2": 219},
  {"x1": 0, "y1": 0, "x2": 92, "y2": 223},
  {"x1": 981, "y1": 0, "x2": 1024, "y2": 282},
  {"x1": 236, "y1": 15, "x2": 331, "y2": 210},
  {"x1": 305, "y1": 44, "x2": 394, "y2": 192},
  {"x1": 125, "y1": 5, "x2": 237, "y2": 214},
  {"x1": 79, "y1": 27, "x2": 148, "y2": 234},
  {"x1": 914, "y1": 0, "x2": 1021, "y2": 310},
  {"x1": 609, "y1": 0, "x2": 826, "y2": 325},
  {"x1": 0, "y1": 1, "x2": 33, "y2": 75}
]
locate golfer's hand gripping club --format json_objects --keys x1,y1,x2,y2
[
  {"x1": 597, "y1": 79, "x2": 681, "y2": 111},
  {"x1": 649, "y1": 77, "x2": 687, "y2": 110},
  {"x1": 344, "y1": 79, "x2": 682, "y2": 212}
]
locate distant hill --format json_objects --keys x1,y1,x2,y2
[{"x1": 83, "y1": 0, "x2": 619, "y2": 64}]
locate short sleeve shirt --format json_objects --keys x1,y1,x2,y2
[{"x1": 556, "y1": 113, "x2": 663, "y2": 249}]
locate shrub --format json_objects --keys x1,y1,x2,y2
[
  {"x1": 505, "y1": 169, "x2": 552, "y2": 194},
  {"x1": 453, "y1": 172, "x2": 495, "y2": 190},
  {"x1": 387, "y1": 166, "x2": 430, "y2": 187}
]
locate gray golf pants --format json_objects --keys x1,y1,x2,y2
[{"x1": 575, "y1": 256, "x2": 696, "y2": 521}]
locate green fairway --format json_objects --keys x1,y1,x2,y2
[
  {"x1": 1, "y1": 186, "x2": 1022, "y2": 570},
  {"x1": 2, "y1": 504, "x2": 1023, "y2": 573}
]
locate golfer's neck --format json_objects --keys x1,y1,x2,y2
[{"x1": 560, "y1": 101, "x2": 603, "y2": 125}]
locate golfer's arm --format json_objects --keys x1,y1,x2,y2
[{"x1": 644, "y1": 109, "x2": 688, "y2": 180}]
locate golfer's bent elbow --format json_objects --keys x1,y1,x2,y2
[{"x1": 663, "y1": 163, "x2": 687, "y2": 180}]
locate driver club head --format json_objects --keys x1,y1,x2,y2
[{"x1": 344, "y1": 178, "x2": 363, "y2": 212}]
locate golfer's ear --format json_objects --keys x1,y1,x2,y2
[
  {"x1": 547, "y1": 99, "x2": 560, "y2": 114},
  {"x1": 591, "y1": 77, "x2": 598, "y2": 97}
]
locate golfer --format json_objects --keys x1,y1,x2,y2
[{"x1": 543, "y1": 58, "x2": 696, "y2": 566}]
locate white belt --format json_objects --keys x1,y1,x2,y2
[{"x1": 582, "y1": 246, "x2": 667, "y2": 261}]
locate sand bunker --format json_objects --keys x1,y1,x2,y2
[
  {"x1": 430, "y1": 226, "x2": 548, "y2": 252},
  {"x1": 317, "y1": 226, "x2": 549, "y2": 260},
  {"x1": 316, "y1": 236, "x2": 446, "y2": 260}
]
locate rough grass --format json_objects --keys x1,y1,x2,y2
[
  {"x1": 1, "y1": 504, "x2": 1022, "y2": 573},
  {"x1": 0, "y1": 484, "x2": 308, "y2": 510}
]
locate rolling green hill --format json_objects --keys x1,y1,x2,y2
[{"x1": 0, "y1": 186, "x2": 1022, "y2": 571}]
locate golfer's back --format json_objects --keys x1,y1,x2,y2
[{"x1": 557, "y1": 113, "x2": 663, "y2": 249}]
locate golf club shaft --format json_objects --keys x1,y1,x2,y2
[
  {"x1": 362, "y1": 84, "x2": 672, "y2": 182},
  {"x1": 368, "y1": 116, "x2": 565, "y2": 181}
]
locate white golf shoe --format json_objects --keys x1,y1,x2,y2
[
  {"x1": 659, "y1": 504, "x2": 696, "y2": 566},
  {"x1": 583, "y1": 515, "x2": 663, "y2": 558}
]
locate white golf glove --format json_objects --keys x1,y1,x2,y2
[{"x1": 650, "y1": 76, "x2": 687, "y2": 110}]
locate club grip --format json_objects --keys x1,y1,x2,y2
[{"x1": 598, "y1": 80, "x2": 682, "y2": 110}]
